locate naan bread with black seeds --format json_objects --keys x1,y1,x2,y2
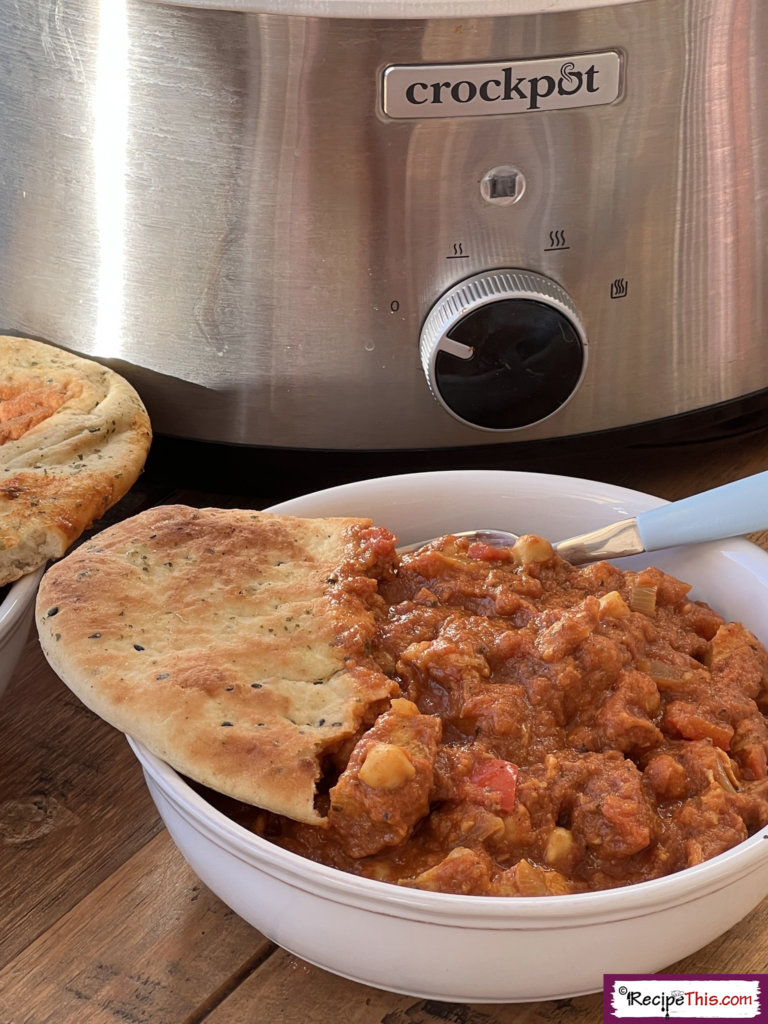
[
  {"x1": 36, "y1": 505, "x2": 400, "y2": 824},
  {"x1": 0, "y1": 335, "x2": 152, "y2": 585}
]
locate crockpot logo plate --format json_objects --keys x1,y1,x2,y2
[{"x1": 382, "y1": 52, "x2": 622, "y2": 119}]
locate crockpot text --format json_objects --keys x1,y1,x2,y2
[
  {"x1": 382, "y1": 52, "x2": 622, "y2": 120},
  {"x1": 405, "y1": 63, "x2": 600, "y2": 110}
]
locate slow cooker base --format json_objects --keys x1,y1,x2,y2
[{"x1": 137, "y1": 389, "x2": 768, "y2": 504}]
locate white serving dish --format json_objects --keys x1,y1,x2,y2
[
  {"x1": 129, "y1": 470, "x2": 768, "y2": 1002},
  {"x1": 0, "y1": 565, "x2": 45, "y2": 699}
]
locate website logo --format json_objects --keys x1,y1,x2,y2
[{"x1": 604, "y1": 974, "x2": 767, "y2": 1021}]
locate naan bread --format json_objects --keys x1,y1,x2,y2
[
  {"x1": 36, "y1": 505, "x2": 401, "y2": 824},
  {"x1": 0, "y1": 336, "x2": 152, "y2": 585}
]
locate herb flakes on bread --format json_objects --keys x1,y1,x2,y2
[
  {"x1": 1, "y1": 336, "x2": 152, "y2": 585},
  {"x1": 36, "y1": 505, "x2": 400, "y2": 824}
]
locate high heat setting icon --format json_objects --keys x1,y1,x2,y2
[{"x1": 545, "y1": 229, "x2": 569, "y2": 251}]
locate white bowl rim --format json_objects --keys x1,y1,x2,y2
[
  {"x1": 265, "y1": 467, "x2": 671, "y2": 517},
  {"x1": 0, "y1": 563, "x2": 46, "y2": 632}
]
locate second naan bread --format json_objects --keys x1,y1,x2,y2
[{"x1": 1, "y1": 336, "x2": 152, "y2": 585}]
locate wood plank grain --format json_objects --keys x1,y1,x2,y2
[
  {"x1": 0, "y1": 637, "x2": 163, "y2": 966},
  {"x1": 200, "y1": 945, "x2": 604, "y2": 1024},
  {"x1": 0, "y1": 830, "x2": 273, "y2": 1024},
  {"x1": 667, "y1": 896, "x2": 768, "y2": 975}
]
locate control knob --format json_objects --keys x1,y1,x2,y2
[{"x1": 420, "y1": 269, "x2": 587, "y2": 430}]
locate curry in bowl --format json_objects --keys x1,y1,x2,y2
[{"x1": 215, "y1": 531, "x2": 768, "y2": 897}]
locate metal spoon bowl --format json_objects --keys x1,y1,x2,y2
[{"x1": 398, "y1": 471, "x2": 768, "y2": 566}]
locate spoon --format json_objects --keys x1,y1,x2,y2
[{"x1": 399, "y1": 470, "x2": 768, "y2": 566}]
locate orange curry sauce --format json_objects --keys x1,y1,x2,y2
[{"x1": 250, "y1": 534, "x2": 768, "y2": 896}]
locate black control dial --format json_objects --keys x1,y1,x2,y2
[{"x1": 420, "y1": 270, "x2": 587, "y2": 431}]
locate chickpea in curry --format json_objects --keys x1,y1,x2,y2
[{"x1": 248, "y1": 533, "x2": 768, "y2": 896}]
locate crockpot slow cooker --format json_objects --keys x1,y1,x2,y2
[{"x1": 1, "y1": 0, "x2": 767, "y2": 450}]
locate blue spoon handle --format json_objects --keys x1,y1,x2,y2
[{"x1": 637, "y1": 471, "x2": 768, "y2": 551}]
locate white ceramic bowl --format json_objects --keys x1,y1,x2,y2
[
  {"x1": 128, "y1": 470, "x2": 768, "y2": 1003},
  {"x1": 0, "y1": 565, "x2": 46, "y2": 699}
]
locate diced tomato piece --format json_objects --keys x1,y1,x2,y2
[
  {"x1": 467, "y1": 542, "x2": 512, "y2": 562},
  {"x1": 470, "y1": 758, "x2": 519, "y2": 812}
]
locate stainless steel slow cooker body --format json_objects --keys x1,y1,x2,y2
[{"x1": 1, "y1": 0, "x2": 767, "y2": 450}]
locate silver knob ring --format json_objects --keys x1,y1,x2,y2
[{"x1": 419, "y1": 268, "x2": 588, "y2": 432}]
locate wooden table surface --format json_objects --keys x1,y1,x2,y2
[{"x1": 3, "y1": 427, "x2": 768, "y2": 1024}]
